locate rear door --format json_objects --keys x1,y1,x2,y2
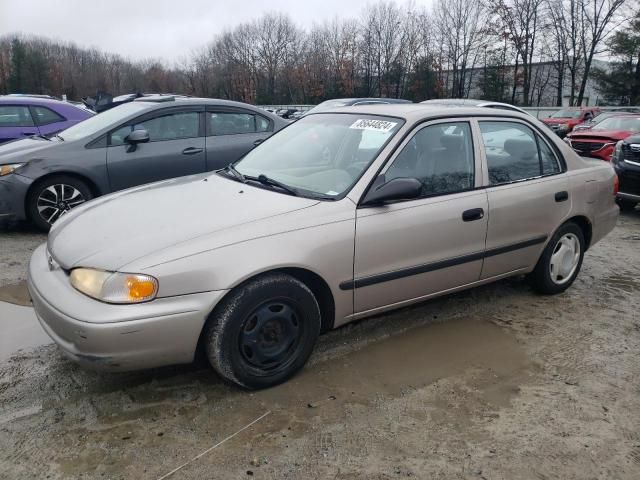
[
  {"x1": 477, "y1": 118, "x2": 569, "y2": 278},
  {"x1": 204, "y1": 108, "x2": 273, "y2": 170},
  {"x1": 106, "y1": 106, "x2": 206, "y2": 191},
  {"x1": 352, "y1": 119, "x2": 488, "y2": 314},
  {"x1": 0, "y1": 104, "x2": 40, "y2": 143}
]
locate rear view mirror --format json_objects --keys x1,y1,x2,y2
[
  {"x1": 125, "y1": 129, "x2": 150, "y2": 152},
  {"x1": 361, "y1": 177, "x2": 422, "y2": 206}
]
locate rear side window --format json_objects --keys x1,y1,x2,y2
[
  {"x1": 33, "y1": 106, "x2": 65, "y2": 125},
  {"x1": 0, "y1": 105, "x2": 34, "y2": 127},
  {"x1": 208, "y1": 112, "x2": 270, "y2": 136},
  {"x1": 385, "y1": 122, "x2": 474, "y2": 197},
  {"x1": 479, "y1": 121, "x2": 560, "y2": 185}
]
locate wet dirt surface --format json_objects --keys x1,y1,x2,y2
[{"x1": 1, "y1": 211, "x2": 639, "y2": 479}]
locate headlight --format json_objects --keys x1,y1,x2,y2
[
  {"x1": 0, "y1": 163, "x2": 26, "y2": 176},
  {"x1": 70, "y1": 268, "x2": 158, "y2": 304},
  {"x1": 612, "y1": 140, "x2": 623, "y2": 164},
  {"x1": 558, "y1": 123, "x2": 570, "y2": 131}
]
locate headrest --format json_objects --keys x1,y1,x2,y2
[
  {"x1": 440, "y1": 134, "x2": 464, "y2": 151},
  {"x1": 503, "y1": 138, "x2": 537, "y2": 159}
]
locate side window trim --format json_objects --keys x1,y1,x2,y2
[
  {"x1": 475, "y1": 117, "x2": 564, "y2": 188},
  {"x1": 205, "y1": 106, "x2": 273, "y2": 136}
]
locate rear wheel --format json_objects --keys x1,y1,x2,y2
[
  {"x1": 616, "y1": 198, "x2": 637, "y2": 211},
  {"x1": 529, "y1": 222, "x2": 585, "y2": 295},
  {"x1": 27, "y1": 175, "x2": 93, "y2": 231},
  {"x1": 204, "y1": 273, "x2": 321, "y2": 389}
]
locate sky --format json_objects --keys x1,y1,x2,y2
[{"x1": 0, "y1": 0, "x2": 427, "y2": 65}]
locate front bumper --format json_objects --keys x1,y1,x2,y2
[
  {"x1": 614, "y1": 159, "x2": 640, "y2": 201},
  {"x1": 0, "y1": 173, "x2": 31, "y2": 221},
  {"x1": 27, "y1": 244, "x2": 227, "y2": 371}
]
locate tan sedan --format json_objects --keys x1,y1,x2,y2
[{"x1": 28, "y1": 105, "x2": 619, "y2": 389}]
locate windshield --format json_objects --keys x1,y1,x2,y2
[
  {"x1": 235, "y1": 113, "x2": 404, "y2": 198},
  {"x1": 592, "y1": 116, "x2": 640, "y2": 132},
  {"x1": 58, "y1": 102, "x2": 149, "y2": 141},
  {"x1": 550, "y1": 109, "x2": 583, "y2": 119}
]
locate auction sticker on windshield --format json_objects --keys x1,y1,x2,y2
[{"x1": 350, "y1": 119, "x2": 398, "y2": 132}]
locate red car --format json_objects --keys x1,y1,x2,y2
[
  {"x1": 543, "y1": 107, "x2": 600, "y2": 138},
  {"x1": 565, "y1": 115, "x2": 640, "y2": 161}
]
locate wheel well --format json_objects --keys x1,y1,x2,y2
[
  {"x1": 566, "y1": 215, "x2": 593, "y2": 250},
  {"x1": 24, "y1": 172, "x2": 101, "y2": 219},
  {"x1": 277, "y1": 267, "x2": 336, "y2": 333}
]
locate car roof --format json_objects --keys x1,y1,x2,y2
[
  {"x1": 0, "y1": 96, "x2": 71, "y2": 107},
  {"x1": 133, "y1": 96, "x2": 273, "y2": 111},
  {"x1": 307, "y1": 103, "x2": 533, "y2": 122}
]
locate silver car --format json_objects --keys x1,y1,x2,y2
[{"x1": 28, "y1": 105, "x2": 619, "y2": 389}]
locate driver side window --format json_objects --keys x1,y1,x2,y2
[{"x1": 385, "y1": 122, "x2": 475, "y2": 198}]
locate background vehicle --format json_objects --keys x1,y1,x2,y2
[
  {"x1": 29, "y1": 105, "x2": 618, "y2": 389},
  {"x1": 543, "y1": 107, "x2": 600, "y2": 137},
  {"x1": 0, "y1": 96, "x2": 286, "y2": 230},
  {"x1": 565, "y1": 115, "x2": 640, "y2": 161},
  {"x1": 0, "y1": 97, "x2": 93, "y2": 144},
  {"x1": 304, "y1": 97, "x2": 411, "y2": 116},
  {"x1": 572, "y1": 111, "x2": 635, "y2": 132},
  {"x1": 276, "y1": 108, "x2": 298, "y2": 119},
  {"x1": 612, "y1": 134, "x2": 640, "y2": 210},
  {"x1": 420, "y1": 98, "x2": 529, "y2": 115}
]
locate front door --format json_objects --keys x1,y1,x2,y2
[
  {"x1": 352, "y1": 120, "x2": 488, "y2": 314},
  {"x1": 477, "y1": 119, "x2": 570, "y2": 278},
  {"x1": 106, "y1": 108, "x2": 206, "y2": 191}
]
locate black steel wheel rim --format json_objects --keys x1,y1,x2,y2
[{"x1": 239, "y1": 299, "x2": 303, "y2": 372}]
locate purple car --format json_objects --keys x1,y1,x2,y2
[{"x1": 0, "y1": 96, "x2": 94, "y2": 144}]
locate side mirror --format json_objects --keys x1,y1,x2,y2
[
  {"x1": 361, "y1": 177, "x2": 422, "y2": 206},
  {"x1": 125, "y1": 129, "x2": 149, "y2": 152}
]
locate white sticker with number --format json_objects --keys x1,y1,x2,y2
[{"x1": 349, "y1": 119, "x2": 397, "y2": 133}]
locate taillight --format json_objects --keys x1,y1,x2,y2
[{"x1": 613, "y1": 174, "x2": 619, "y2": 196}]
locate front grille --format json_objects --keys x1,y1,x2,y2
[
  {"x1": 619, "y1": 169, "x2": 640, "y2": 195},
  {"x1": 622, "y1": 144, "x2": 640, "y2": 162},
  {"x1": 572, "y1": 141, "x2": 605, "y2": 152}
]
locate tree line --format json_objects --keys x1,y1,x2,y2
[{"x1": 0, "y1": 0, "x2": 635, "y2": 107}]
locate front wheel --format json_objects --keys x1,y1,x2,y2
[
  {"x1": 529, "y1": 222, "x2": 585, "y2": 295},
  {"x1": 616, "y1": 198, "x2": 637, "y2": 211},
  {"x1": 204, "y1": 273, "x2": 321, "y2": 389},
  {"x1": 27, "y1": 175, "x2": 93, "y2": 231}
]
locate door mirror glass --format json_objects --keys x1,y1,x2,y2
[
  {"x1": 361, "y1": 177, "x2": 422, "y2": 206},
  {"x1": 125, "y1": 129, "x2": 150, "y2": 144}
]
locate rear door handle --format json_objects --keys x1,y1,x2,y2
[
  {"x1": 182, "y1": 147, "x2": 204, "y2": 155},
  {"x1": 22, "y1": 131, "x2": 37, "y2": 136},
  {"x1": 462, "y1": 208, "x2": 484, "y2": 222},
  {"x1": 555, "y1": 191, "x2": 569, "y2": 202}
]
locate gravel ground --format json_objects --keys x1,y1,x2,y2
[{"x1": 0, "y1": 211, "x2": 639, "y2": 479}]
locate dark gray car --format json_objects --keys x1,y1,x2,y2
[{"x1": 0, "y1": 96, "x2": 287, "y2": 230}]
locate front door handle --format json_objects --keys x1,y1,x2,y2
[
  {"x1": 253, "y1": 138, "x2": 264, "y2": 146},
  {"x1": 22, "y1": 131, "x2": 37, "y2": 136},
  {"x1": 555, "y1": 191, "x2": 569, "y2": 202},
  {"x1": 182, "y1": 147, "x2": 204, "y2": 155},
  {"x1": 462, "y1": 208, "x2": 485, "y2": 222}
]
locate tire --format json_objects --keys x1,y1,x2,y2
[
  {"x1": 616, "y1": 198, "x2": 637, "y2": 211},
  {"x1": 27, "y1": 175, "x2": 93, "y2": 231},
  {"x1": 204, "y1": 273, "x2": 321, "y2": 389},
  {"x1": 529, "y1": 222, "x2": 585, "y2": 295}
]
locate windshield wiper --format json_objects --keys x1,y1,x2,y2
[
  {"x1": 220, "y1": 164, "x2": 245, "y2": 183},
  {"x1": 55, "y1": 134, "x2": 65, "y2": 141},
  {"x1": 29, "y1": 134, "x2": 51, "y2": 141},
  {"x1": 245, "y1": 174, "x2": 299, "y2": 196}
]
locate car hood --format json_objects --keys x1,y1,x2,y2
[
  {"x1": 0, "y1": 137, "x2": 60, "y2": 162},
  {"x1": 48, "y1": 173, "x2": 319, "y2": 270},
  {"x1": 568, "y1": 130, "x2": 634, "y2": 141}
]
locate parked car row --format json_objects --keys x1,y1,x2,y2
[{"x1": 0, "y1": 96, "x2": 287, "y2": 230}]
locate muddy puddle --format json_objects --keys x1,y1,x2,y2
[
  {"x1": 0, "y1": 280, "x2": 31, "y2": 306},
  {"x1": 0, "y1": 301, "x2": 52, "y2": 361}
]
